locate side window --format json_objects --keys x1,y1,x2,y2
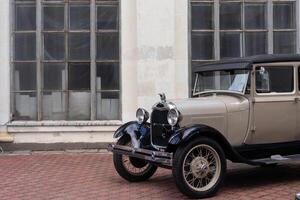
[{"x1": 256, "y1": 66, "x2": 294, "y2": 93}]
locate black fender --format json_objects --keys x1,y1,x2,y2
[
  {"x1": 113, "y1": 121, "x2": 151, "y2": 148},
  {"x1": 168, "y1": 124, "x2": 262, "y2": 165}
]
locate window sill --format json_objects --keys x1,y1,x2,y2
[{"x1": 7, "y1": 120, "x2": 123, "y2": 133}]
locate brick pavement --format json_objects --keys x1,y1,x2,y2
[{"x1": 0, "y1": 153, "x2": 300, "y2": 200}]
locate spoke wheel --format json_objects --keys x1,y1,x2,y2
[
  {"x1": 113, "y1": 135, "x2": 158, "y2": 182},
  {"x1": 183, "y1": 144, "x2": 221, "y2": 192},
  {"x1": 172, "y1": 137, "x2": 226, "y2": 199}
]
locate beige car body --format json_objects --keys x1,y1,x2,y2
[{"x1": 173, "y1": 61, "x2": 300, "y2": 147}]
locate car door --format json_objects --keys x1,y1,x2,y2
[{"x1": 246, "y1": 64, "x2": 297, "y2": 144}]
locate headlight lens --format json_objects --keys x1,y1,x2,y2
[
  {"x1": 167, "y1": 108, "x2": 180, "y2": 126},
  {"x1": 136, "y1": 108, "x2": 149, "y2": 124}
]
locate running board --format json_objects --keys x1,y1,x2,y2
[{"x1": 252, "y1": 154, "x2": 300, "y2": 165}]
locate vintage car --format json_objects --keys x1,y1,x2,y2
[{"x1": 108, "y1": 54, "x2": 300, "y2": 198}]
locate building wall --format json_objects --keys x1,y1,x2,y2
[{"x1": 0, "y1": 0, "x2": 189, "y2": 145}]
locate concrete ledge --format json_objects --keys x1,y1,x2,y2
[{"x1": 0, "y1": 142, "x2": 111, "y2": 152}]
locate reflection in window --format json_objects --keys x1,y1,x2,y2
[{"x1": 256, "y1": 67, "x2": 294, "y2": 93}]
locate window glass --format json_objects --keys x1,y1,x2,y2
[
  {"x1": 220, "y1": 3, "x2": 241, "y2": 30},
  {"x1": 14, "y1": 93, "x2": 37, "y2": 120},
  {"x1": 97, "y1": 5, "x2": 118, "y2": 30},
  {"x1": 43, "y1": 6, "x2": 64, "y2": 30},
  {"x1": 191, "y1": 2, "x2": 213, "y2": 30},
  {"x1": 68, "y1": 63, "x2": 91, "y2": 90},
  {"x1": 69, "y1": 33, "x2": 90, "y2": 60},
  {"x1": 14, "y1": 33, "x2": 36, "y2": 61},
  {"x1": 273, "y1": 2, "x2": 295, "y2": 29},
  {"x1": 256, "y1": 66, "x2": 294, "y2": 93},
  {"x1": 273, "y1": 32, "x2": 296, "y2": 54},
  {"x1": 192, "y1": 32, "x2": 214, "y2": 60},
  {"x1": 15, "y1": 5, "x2": 36, "y2": 31},
  {"x1": 70, "y1": 5, "x2": 90, "y2": 30},
  {"x1": 14, "y1": 63, "x2": 37, "y2": 91},
  {"x1": 42, "y1": 92, "x2": 66, "y2": 120},
  {"x1": 44, "y1": 33, "x2": 65, "y2": 60},
  {"x1": 97, "y1": 33, "x2": 119, "y2": 60},
  {"x1": 220, "y1": 32, "x2": 241, "y2": 58},
  {"x1": 97, "y1": 92, "x2": 119, "y2": 120},
  {"x1": 43, "y1": 63, "x2": 65, "y2": 90},
  {"x1": 96, "y1": 63, "x2": 119, "y2": 90},
  {"x1": 245, "y1": 3, "x2": 266, "y2": 29},
  {"x1": 245, "y1": 32, "x2": 267, "y2": 56},
  {"x1": 69, "y1": 92, "x2": 91, "y2": 120}
]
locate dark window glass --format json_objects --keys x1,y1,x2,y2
[
  {"x1": 15, "y1": 5, "x2": 36, "y2": 31},
  {"x1": 14, "y1": 63, "x2": 36, "y2": 91},
  {"x1": 220, "y1": 32, "x2": 241, "y2": 58},
  {"x1": 69, "y1": 33, "x2": 90, "y2": 60},
  {"x1": 68, "y1": 63, "x2": 90, "y2": 90},
  {"x1": 97, "y1": 5, "x2": 118, "y2": 30},
  {"x1": 220, "y1": 3, "x2": 241, "y2": 30},
  {"x1": 273, "y1": 2, "x2": 295, "y2": 29},
  {"x1": 70, "y1": 5, "x2": 90, "y2": 30},
  {"x1": 191, "y1": 3, "x2": 213, "y2": 30},
  {"x1": 273, "y1": 32, "x2": 296, "y2": 54},
  {"x1": 192, "y1": 32, "x2": 214, "y2": 60},
  {"x1": 14, "y1": 33, "x2": 36, "y2": 61},
  {"x1": 245, "y1": 32, "x2": 267, "y2": 56},
  {"x1": 97, "y1": 33, "x2": 119, "y2": 60},
  {"x1": 43, "y1": 63, "x2": 65, "y2": 90},
  {"x1": 44, "y1": 33, "x2": 65, "y2": 60},
  {"x1": 43, "y1": 6, "x2": 64, "y2": 30},
  {"x1": 96, "y1": 63, "x2": 119, "y2": 90},
  {"x1": 256, "y1": 66, "x2": 294, "y2": 93},
  {"x1": 245, "y1": 3, "x2": 267, "y2": 29}
]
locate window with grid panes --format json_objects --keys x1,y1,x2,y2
[
  {"x1": 12, "y1": 0, "x2": 120, "y2": 121},
  {"x1": 190, "y1": 0, "x2": 298, "y2": 91}
]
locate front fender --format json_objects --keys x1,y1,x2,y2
[{"x1": 113, "y1": 121, "x2": 150, "y2": 148}]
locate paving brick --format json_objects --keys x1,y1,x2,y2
[{"x1": 0, "y1": 153, "x2": 300, "y2": 200}]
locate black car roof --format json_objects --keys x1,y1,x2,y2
[{"x1": 194, "y1": 54, "x2": 300, "y2": 73}]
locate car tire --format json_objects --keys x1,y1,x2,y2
[
  {"x1": 113, "y1": 135, "x2": 158, "y2": 182},
  {"x1": 172, "y1": 137, "x2": 227, "y2": 199}
]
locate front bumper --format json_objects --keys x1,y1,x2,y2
[{"x1": 107, "y1": 144, "x2": 173, "y2": 167}]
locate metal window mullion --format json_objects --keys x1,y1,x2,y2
[
  {"x1": 65, "y1": 1, "x2": 69, "y2": 120},
  {"x1": 267, "y1": 0, "x2": 273, "y2": 54},
  {"x1": 241, "y1": 0, "x2": 245, "y2": 57},
  {"x1": 214, "y1": 0, "x2": 220, "y2": 60},
  {"x1": 91, "y1": 0, "x2": 96, "y2": 120},
  {"x1": 36, "y1": 0, "x2": 42, "y2": 120},
  {"x1": 296, "y1": 0, "x2": 300, "y2": 53}
]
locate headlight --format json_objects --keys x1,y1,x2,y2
[
  {"x1": 136, "y1": 108, "x2": 149, "y2": 124},
  {"x1": 167, "y1": 108, "x2": 181, "y2": 126}
]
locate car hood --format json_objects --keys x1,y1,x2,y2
[{"x1": 170, "y1": 94, "x2": 249, "y2": 126}]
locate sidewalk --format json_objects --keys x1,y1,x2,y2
[{"x1": 0, "y1": 152, "x2": 299, "y2": 200}]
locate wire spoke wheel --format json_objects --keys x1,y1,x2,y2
[
  {"x1": 182, "y1": 144, "x2": 221, "y2": 192},
  {"x1": 113, "y1": 136, "x2": 157, "y2": 182}
]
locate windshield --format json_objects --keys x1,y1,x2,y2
[{"x1": 193, "y1": 69, "x2": 250, "y2": 96}]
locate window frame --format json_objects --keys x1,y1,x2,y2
[
  {"x1": 10, "y1": 0, "x2": 121, "y2": 121},
  {"x1": 254, "y1": 64, "x2": 296, "y2": 96}
]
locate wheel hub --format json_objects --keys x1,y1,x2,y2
[{"x1": 190, "y1": 157, "x2": 209, "y2": 178}]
